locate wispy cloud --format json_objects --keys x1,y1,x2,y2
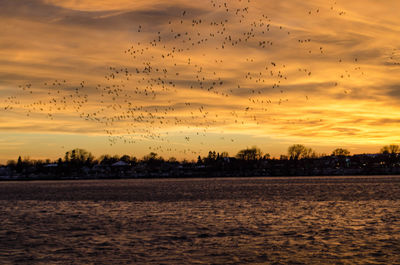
[{"x1": 1, "y1": 0, "x2": 400, "y2": 160}]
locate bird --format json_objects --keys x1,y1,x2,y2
[{"x1": 1, "y1": 0, "x2": 367, "y2": 160}]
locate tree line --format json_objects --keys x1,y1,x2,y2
[
  {"x1": 4, "y1": 144, "x2": 400, "y2": 167},
  {"x1": 3, "y1": 143, "x2": 400, "y2": 179}
]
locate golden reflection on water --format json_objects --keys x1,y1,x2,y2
[{"x1": 0, "y1": 177, "x2": 400, "y2": 264}]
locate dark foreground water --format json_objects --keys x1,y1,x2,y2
[{"x1": 1, "y1": 176, "x2": 400, "y2": 264}]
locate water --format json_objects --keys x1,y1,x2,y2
[{"x1": 1, "y1": 176, "x2": 400, "y2": 264}]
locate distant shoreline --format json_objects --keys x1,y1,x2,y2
[
  {"x1": 3, "y1": 151, "x2": 400, "y2": 181},
  {"x1": 2, "y1": 173, "x2": 400, "y2": 182}
]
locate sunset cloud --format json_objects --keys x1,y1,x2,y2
[{"x1": 1, "y1": 0, "x2": 400, "y2": 161}]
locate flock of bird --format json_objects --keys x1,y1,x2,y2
[{"x1": 2, "y1": 0, "x2": 375, "y2": 157}]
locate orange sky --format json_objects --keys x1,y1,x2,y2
[{"x1": 1, "y1": 0, "x2": 400, "y2": 162}]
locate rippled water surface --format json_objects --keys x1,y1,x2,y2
[{"x1": 1, "y1": 176, "x2": 400, "y2": 264}]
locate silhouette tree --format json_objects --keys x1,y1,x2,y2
[
  {"x1": 120, "y1": 155, "x2": 131, "y2": 163},
  {"x1": 220, "y1": 152, "x2": 229, "y2": 158},
  {"x1": 380, "y1": 144, "x2": 400, "y2": 167},
  {"x1": 64, "y1": 148, "x2": 94, "y2": 165},
  {"x1": 142, "y1": 152, "x2": 164, "y2": 170},
  {"x1": 167, "y1": 157, "x2": 177, "y2": 163},
  {"x1": 99, "y1": 155, "x2": 120, "y2": 165},
  {"x1": 380, "y1": 144, "x2": 400, "y2": 154},
  {"x1": 332, "y1": 148, "x2": 350, "y2": 156},
  {"x1": 143, "y1": 152, "x2": 162, "y2": 162},
  {"x1": 6, "y1": 160, "x2": 16, "y2": 168},
  {"x1": 16, "y1": 156, "x2": 23, "y2": 173},
  {"x1": 236, "y1": 146, "x2": 263, "y2": 160},
  {"x1": 207, "y1": 151, "x2": 217, "y2": 160},
  {"x1": 287, "y1": 144, "x2": 315, "y2": 160}
]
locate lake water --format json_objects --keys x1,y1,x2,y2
[{"x1": 1, "y1": 176, "x2": 400, "y2": 264}]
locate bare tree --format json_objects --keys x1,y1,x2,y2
[
  {"x1": 64, "y1": 148, "x2": 94, "y2": 164},
  {"x1": 380, "y1": 144, "x2": 400, "y2": 154},
  {"x1": 236, "y1": 146, "x2": 263, "y2": 160},
  {"x1": 287, "y1": 144, "x2": 315, "y2": 160},
  {"x1": 331, "y1": 148, "x2": 350, "y2": 156}
]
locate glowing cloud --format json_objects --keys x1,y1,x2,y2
[{"x1": 1, "y1": 0, "x2": 400, "y2": 161}]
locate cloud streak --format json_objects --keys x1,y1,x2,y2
[{"x1": 1, "y1": 0, "x2": 400, "y2": 161}]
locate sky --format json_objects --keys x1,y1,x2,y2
[{"x1": 1, "y1": 0, "x2": 400, "y2": 162}]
